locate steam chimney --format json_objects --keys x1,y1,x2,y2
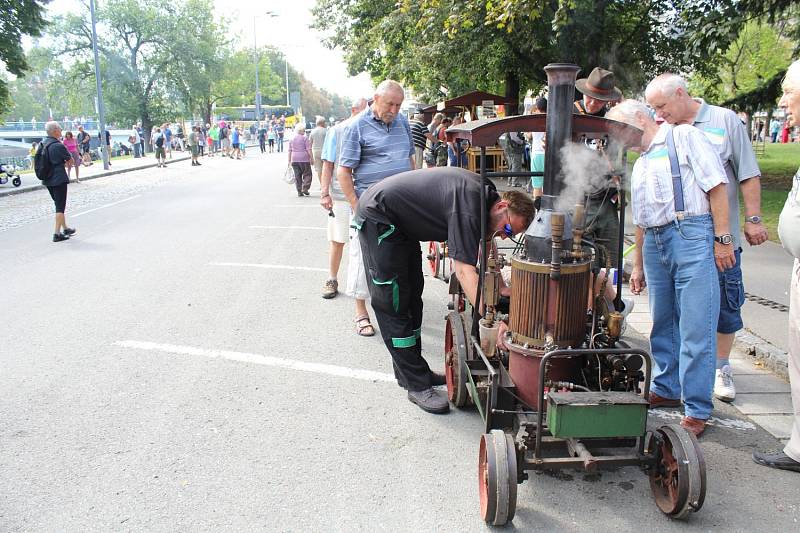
[
  {"x1": 523, "y1": 63, "x2": 580, "y2": 262},
  {"x1": 542, "y1": 63, "x2": 580, "y2": 197}
]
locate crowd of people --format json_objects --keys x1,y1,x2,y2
[
  {"x1": 30, "y1": 61, "x2": 800, "y2": 473},
  {"x1": 303, "y1": 64, "x2": 799, "y2": 473}
]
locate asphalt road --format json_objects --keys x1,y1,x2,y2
[{"x1": 1, "y1": 153, "x2": 798, "y2": 531}]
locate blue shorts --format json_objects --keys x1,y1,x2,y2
[{"x1": 717, "y1": 247, "x2": 745, "y2": 334}]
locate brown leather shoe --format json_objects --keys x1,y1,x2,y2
[
  {"x1": 647, "y1": 392, "x2": 681, "y2": 408},
  {"x1": 680, "y1": 416, "x2": 707, "y2": 437}
]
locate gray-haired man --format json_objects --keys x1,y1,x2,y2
[
  {"x1": 337, "y1": 80, "x2": 415, "y2": 338},
  {"x1": 646, "y1": 73, "x2": 769, "y2": 403}
]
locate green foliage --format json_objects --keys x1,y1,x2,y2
[
  {"x1": 689, "y1": 19, "x2": 794, "y2": 110},
  {"x1": 678, "y1": 0, "x2": 800, "y2": 73},
  {"x1": 0, "y1": 0, "x2": 50, "y2": 112},
  {"x1": 3, "y1": 0, "x2": 354, "y2": 128},
  {"x1": 313, "y1": 0, "x2": 696, "y2": 102}
]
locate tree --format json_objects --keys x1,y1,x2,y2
[
  {"x1": 313, "y1": 0, "x2": 695, "y2": 106},
  {"x1": 678, "y1": 0, "x2": 800, "y2": 72},
  {"x1": 689, "y1": 19, "x2": 794, "y2": 105},
  {"x1": 0, "y1": 0, "x2": 51, "y2": 113}
]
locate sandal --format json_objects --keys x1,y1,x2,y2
[{"x1": 355, "y1": 314, "x2": 375, "y2": 337}]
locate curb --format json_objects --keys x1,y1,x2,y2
[
  {"x1": 0, "y1": 154, "x2": 192, "y2": 198},
  {"x1": 735, "y1": 329, "x2": 789, "y2": 380}
]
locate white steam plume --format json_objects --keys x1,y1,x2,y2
[{"x1": 553, "y1": 142, "x2": 616, "y2": 213}]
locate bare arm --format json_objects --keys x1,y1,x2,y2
[
  {"x1": 409, "y1": 156, "x2": 416, "y2": 170},
  {"x1": 337, "y1": 165, "x2": 358, "y2": 210},
  {"x1": 453, "y1": 259, "x2": 479, "y2": 308},
  {"x1": 630, "y1": 226, "x2": 645, "y2": 294},
  {"x1": 319, "y1": 160, "x2": 334, "y2": 210},
  {"x1": 708, "y1": 183, "x2": 736, "y2": 271},
  {"x1": 740, "y1": 177, "x2": 769, "y2": 245}
]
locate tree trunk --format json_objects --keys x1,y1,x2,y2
[{"x1": 505, "y1": 71, "x2": 520, "y2": 115}]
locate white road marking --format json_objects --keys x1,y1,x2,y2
[
  {"x1": 249, "y1": 225, "x2": 326, "y2": 230},
  {"x1": 270, "y1": 204, "x2": 321, "y2": 208},
  {"x1": 72, "y1": 195, "x2": 142, "y2": 217},
  {"x1": 114, "y1": 340, "x2": 395, "y2": 383},
  {"x1": 209, "y1": 262, "x2": 327, "y2": 272},
  {"x1": 649, "y1": 408, "x2": 756, "y2": 431}
]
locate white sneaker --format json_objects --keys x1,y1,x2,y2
[{"x1": 714, "y1": 365, "x2": 736, "y2": 402}]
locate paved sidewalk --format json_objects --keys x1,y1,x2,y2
[
  {"x1": 0, "y1": 152, "x2": 192, "y2": 197},
  {"x1": 624, "y1": 284, "x2": 794, "y2": 445}
]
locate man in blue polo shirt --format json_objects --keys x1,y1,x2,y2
[
  {"x1": 646, "y1": 73, "x2": 769, "y2": 403},
  {"x1": 337, "y1": 80, "x2": 415, "y2": 340}
]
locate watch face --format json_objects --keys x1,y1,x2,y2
[{"x1": 748, "y1": 216, "x2": 762, "y2": 223}]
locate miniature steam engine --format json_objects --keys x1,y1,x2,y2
[{"x1": 443, "y1": 64, "x2": 707, "y2": 525}]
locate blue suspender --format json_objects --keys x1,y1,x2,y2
[{"x1": 665, "y1": 128, "x2": 686, "y2": 219}]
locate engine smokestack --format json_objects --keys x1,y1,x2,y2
[
  {"x1": 524, "y1": 63, "x2": 580, "y2": 262},
  {"x1": 543, "y1": 63, "x2": 580, "y2": 197}
]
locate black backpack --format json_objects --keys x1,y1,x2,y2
[
  {"x1": 34, "y1": 141, "x2": 53, "y2": 181},
  {"x1": 155, "y1": 135, "x2": 164, "y2": 148}
]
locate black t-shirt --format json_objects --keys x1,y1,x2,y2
[
  {"x1": 356, "y1": 167, "x2": 499, "y2": 265},
  {"x1": 41, "y1": 137, "x2": 71, "y2": 187}
]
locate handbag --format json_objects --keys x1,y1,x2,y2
[{"x1": 283, "y1": 165, "x2": 296, "y2": 184}]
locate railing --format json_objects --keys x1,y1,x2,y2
[
  {"x1": 0, "y1": 120, "x2": 101, "y2": 132},
  {"x1": 0, "y1": 156, "x2": 32, "y2": 170}
]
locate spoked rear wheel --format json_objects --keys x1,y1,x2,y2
[
  {"x1": 444, "y1": 311, "x2": 470, "y2": 407},
  {"x1": 427, "y1": 241, "x2": 443, "y2": 279},
  {"x1": 648, "y1": 424, "x2": 706, "y2": 519},
  {"x1": 479, "y1": 430, "x2": 518, "y2": 525}
]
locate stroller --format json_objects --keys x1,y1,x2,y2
[{"x1": 0, "y1": 163, "x2": 21, "y2": 188}]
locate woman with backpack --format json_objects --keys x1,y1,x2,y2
[
  {"x1": 434, "y1": 117, "x2": 452, "y2": 167},
  {"x1": 154, "y1": 128, "x2": 167, "y2": 167}
]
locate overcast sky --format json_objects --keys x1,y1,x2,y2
[{"x1": 42, "y1": 0, "x2": 375, "y2": 100}]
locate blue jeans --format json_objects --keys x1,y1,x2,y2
[{"x1": 643, "y1": 214, "x2": 719, "y2": 419}]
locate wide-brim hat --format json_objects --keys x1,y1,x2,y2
[{"x1": 576, "y1": 67, "x2": 622, "y2": 101}]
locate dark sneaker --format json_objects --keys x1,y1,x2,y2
[
  {"x1": 321, "y1": 279, "x2": 338, "y2": 299},
  {"x1": 303, "y1": 191, "x2": 310, "y2": 196},
  {"x1": 407, "y1": 388, "x2": 450, "y2": 414},
  {"x1": 53, "y1": 233, "x2": 69, "y2": 242},
  {"x1": 753, "y1": 451, "x2": 800, "y2": 472},
  {"x1": 63, "y1": 227, "x2": 76, "y2": 236}
]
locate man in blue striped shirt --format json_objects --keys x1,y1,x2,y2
[
  {"x1": 337, "y1": 80, "x2": 415, "y2": 339},
  {"x1": 338, "y1": 80, "x2": 415, "y2": 204}
]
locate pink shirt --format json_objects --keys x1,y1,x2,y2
[
  {"x1": 288, "y1": 134, "x2": 312, "y2": 163},
  {"x1": 62, "y1": 138, "x2": 78, "y2": 153}
]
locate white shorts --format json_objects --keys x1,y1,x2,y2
[
  {"x1": 346, "y1": 219, "x2": 370, "y2": 300},
  {"x1": 327, "y1": 200, "x2": 350, "y2": 244}
]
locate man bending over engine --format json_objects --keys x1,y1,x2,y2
[{"x1": 354, "y1": 167, "x2": 534, "y2": 413}]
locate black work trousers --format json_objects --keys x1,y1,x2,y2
[{"x1": 358, "y1": 218, "x2": 432, "y2": 391}]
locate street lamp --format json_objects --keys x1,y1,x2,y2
[
  {"x1": 265, "y1": 11, "x2": 290, "y2": 108},
  {"x1": 253, "y1": 17, "x2": 262, "y2": 122},
  {"x1": 89, "y1": 0, "x2": 109, "y2": 170}
]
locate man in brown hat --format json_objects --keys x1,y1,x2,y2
[
  {"x1": 575, "y1": 67, "x2": 624, "y2": 269},
  {"x1": 575, "y1": 67, "x2": 622, "y2": 117}
]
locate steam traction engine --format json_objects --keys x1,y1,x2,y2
[{"x1": 443, "y1": 64, "x2": 706, "y2": 525}]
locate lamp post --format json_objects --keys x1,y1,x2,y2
[
  {"x1": 265, "y1": 11, "x2": 291, "y2": 108},
  {"x1": 253, "y1": 18, "x2": 261, "y2": 122},
  {"x1": 89, "y1": 0, "x2": 109, "y2": 170}
]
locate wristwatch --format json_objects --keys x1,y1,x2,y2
[
  {"x1": 714, "y1": 233, "x2": 733, "y2": 245},
  {"x1": 745, "y1": 215, "x2": 762, "y2": 224}
]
